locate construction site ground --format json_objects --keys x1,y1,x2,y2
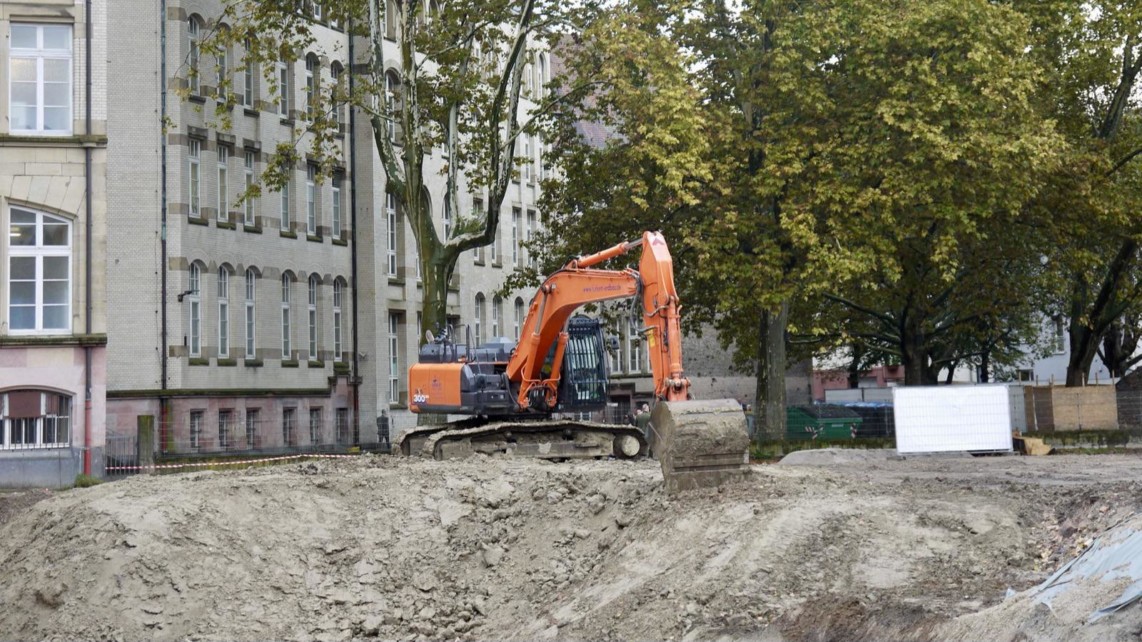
[{"x1": 2, "y1": 450, "x2": 1141, "y2": 641}]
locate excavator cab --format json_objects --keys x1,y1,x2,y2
[{"x1": 553, "y1": 316, "x2": 609, "y2": 413}]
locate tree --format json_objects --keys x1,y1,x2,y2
[
  {"x1": 533, "y1": 0, "x2": 1059, "y2": 441},
  {"x1": 196, "y1": 0, "x2": 572, "y2": 336},
  {"x1": 1013, "y1": 0, "x2": 1142, "y2": 385}
]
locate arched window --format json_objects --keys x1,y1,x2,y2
[
  {"x1": 8, "y1": 207, "x2": 71, "y2": 333},
  {"x1": 188, "y1": 263, "x2": 202, "y2": 357},
  {"x1": 384, "y1": 0, "x2": 398, "y2": 39},
  {"x1": 216, "y1": 26, "x2": 231, "y2": 100},
  {"x1": 307, "y1": 274, "x2": 320, "y2": 360},
  {"x1": 188, "y1": 17, "x2": 202, "y2": 94},
  {"x1": 277, "y1": 58, "x2": 291, "y2": 116},
  {"x1": 491, "y1": 296, "x2": 502, "y2": 339},
  {"x1": 386, "y1": 191, "x2": 399, "y2": 276},
  {"x1": 244, "y1": 268, "x2": 257, "y2": 359},
  {"x1": 218, "y1": 266, "x2": 231, "y2": 358},
  {"x1": 0, "y1": 390, "x2": 72, "y2": 449},
  {"x1": 514, "y1": 297, "x2": 525, "y2": 341},
  {"x1": 333, "y1": 279, "x2": 344, "y2": 361},
  {"x1": 474, "y1": 293, "x2": 485, "y2": 345},
  {"x1": 281, "y1": 272, "x2": 293, "y2": 358},
  {"x1": 538, "y1": 53, "x2": 548, "y2": 98}
]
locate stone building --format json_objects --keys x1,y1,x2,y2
[
  {"x1": 0, "y1": 0, "x2": 108, "y2": 487},
  {"x1": 104, "y1": 1, "x2": 547, "y2": 453}
]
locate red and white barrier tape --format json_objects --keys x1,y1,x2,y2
[{"x1": 105, "y1": 452, "x2": 359, "y2": 472}]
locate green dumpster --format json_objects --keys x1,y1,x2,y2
[{"x1": 786, "y1": 404, "x2": 863, "y2": 440}]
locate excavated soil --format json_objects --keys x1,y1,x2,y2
[{"x1": 1, "y1": 452, "x2": 1141, "y2": 641}]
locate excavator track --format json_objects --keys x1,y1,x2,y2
[{"x1": 396, "y1": 419, "x2": 648, "y2": 461}]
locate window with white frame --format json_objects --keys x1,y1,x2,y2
[
  {"x1": 388, "y1": 312, "x2": 401, "y2": 402},
  {"x1": 305, "y1": 55, "x2": 317, "y2": 120},
  {"x1": 218, "y1": 267, "x2": 230, "y2": 358},
  {"x1": 333, "y1": 279, "x2": 344, "y2": 361},
  {"x1": 511, "y1": 207, "x2": 521, "y2": 267},
  {"x1": 188, "y1": 263, "x2": 202, "y2": 357},
  {"x1": 190, "y1": 410, "x2": 203, "y2": 450},
  {"x1": 443, "y1": 205, "x2": 452, "y2": 240},
  {"x1": 514, "y1": 297, "x2": 524, "y2": 340},
  {"x1": 189, "y1": 139, "x2": 201, "y2": 217},
  {"x1": 536, "y1": 135, "x2": 545, "y2": 182},
  {"x1": 331, "y1": 64, "x2": 344, "y2": 126},
  {"x1": 308, "y1": 275, "x2": 319, "y2": 360},
  {"x1": 492, "y1": 296, "x2": 502, "y2": 338},
  {"x1": 306, "y1": 165, "x2": 318, "y2": 235},
  {"x1": 385, "y1": 70, "x2": 400, "y2": 143},
  {"x1": 245, "y1": 268, "x2": 256, "y2": 359},
  {"x1": 386, "y1": 192, "x2": 398, "y2": 276},
  {"x1": 9, "y1": 24, "x2": 72, "y2": 135},
  {"x1": 280, "y1": 174, "x2": 291, "y2": 231},
  {"x1": 281, "y1": 274, "x2": 292, "y2": 358},
  {"x1": 309, "y1": 407, "x2": 322, "y2": 444},
  {"x1": 474, "y1": 293, "x2": 485, "y2": 345},
  {"x1": 0, "y1": 390, "x2": 71, "y2": 450},
  {"x1": 217, "y1": 44, "x2": 229, "y2": 101},
  {"x1": 217, "y1": 146, "x2": 230, "y2": 221},
  {"x1": 8, "y1": 207, "x2": 70, "y2": 333},
  {"x1": 627, "y1": 325, "x2": 643, "y2": 373},
  {"x1": 243, "y1": 151, "x2": 256, "y2": 225},
  {"x1": 335, "y1": 408, "x2": 349, "y2": 445},
  {"x1": 187, "y1": 19, "x2": 201, "y2": 94},
  {"x1": 242, "y1": 39, "x2": 255, "y2": 107},
  {"x1": 472, "y1": 198, "x2": 485, "y2": 264},
  {"x1": 332, "y1": 174, "x2": 342, "y2": 238},
  {"x1": 527, "y1": 210, "x2": 537, "y2": 268},
  {"x1": 522, "y1": 133, "x2": 532, "y2": 183},
  {"x1": 277, "y1": 59, "x2": 290, "y2": 116}
]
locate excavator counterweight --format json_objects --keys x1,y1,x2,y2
[{"x1": 396, "y1": 232, "x2": 751, "y2": 494}]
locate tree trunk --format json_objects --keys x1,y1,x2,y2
[
  {"x1": 846, "y1": 344, "x2": 863, "y2": 389},
  {"x1": 1065, "y1": 323, "x2": 1097, "y2": 387},
  {"x1": 752, "y1": 301, "x2": 788, "y2": 443},
  {"x1": 979, "y1": 348, "x2": 991, "y2": 383},
  {"x1": 901, "y1": 320, "x2": 937, "y2": 385}
]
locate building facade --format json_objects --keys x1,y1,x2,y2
[
  {"x1": 0, "y1": 0, "x2": 108, "y2": 487},
  {"x1": 105, "y1": 1, "x2": 547, "y2": 454}
]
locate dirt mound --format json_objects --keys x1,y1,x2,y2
[
  {"x1": 777, "y1": 448, "x2": 891, "y2": 466},
  {"x1": 1, "y1": 454, "x2": 1140, "y2": 641}
]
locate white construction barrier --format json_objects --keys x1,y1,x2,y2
[{"x1": 893, "y1": 385, "x2": 1013, "y2": 454}]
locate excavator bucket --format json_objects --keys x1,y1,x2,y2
[{"x1": 649, "y1": 399, "x2": 752, "y2": 494}]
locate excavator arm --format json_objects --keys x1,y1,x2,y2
[{"x1": 506, "y1": 231, "x2": 692, "y2": 410}]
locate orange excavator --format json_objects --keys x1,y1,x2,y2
[{"x1": 397, "y1": 231, "x2": 750, "y2": 492}]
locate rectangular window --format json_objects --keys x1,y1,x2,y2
[
  {"x1": 189, "y1": 264, "x2": 202, "y2": 357},
  {"x1": 386, "y1": 193, "x2": 398, "y2": 277},
  {"x1": 189, "y1": 140, "x2": 201, "y2": 217},
  {"x1": 333, "y1": 281, "x2": 343, "y2": 361},
  {"x1": 281, "y1": 276, "x2": 292, "y2": 359},
  {"x1": 473, "y1": 198, "x2": 485, "y2": 264},
  {"x1": 282, "y1": 408, "x2": 296, "y2": 447},
  {"x1": 527, "y1": 210, "x2": 537, "y2": 269},
  {"x1": 332, "y1": 175, "x2": 342, "y2": 238},
  {"x1": 218, "y1": 410, "x2": 233, "y2": 450},
  {"x1": 522, "y1": 133, "x2": 532, "y2": 183},
  {"x1": 512, "y1": 207, "x2": 521, "y2": 267},
  {"x1": 218, "y1": 269, "x2": 230, "y2": 358},
  {"x1": 217, "y1": 49, "x2": 229, "y2": 100},
  {"x1": 306, "y1": 165, "x2": 318, "y2": 235},
  {"x1": 309, "y1": 407, "x2": 322, "y2": 444},
  {"x1": 217, "y1": 146, "x2": 230, "y2": 221},
  {"x1": 10, "y1": 24, "x2": 73, "y2": 135},
  {"x1": 388, "y1": 312, "x2": 401, "y2": 403},
  {"x1": 190, "y1": 410, "x2": 203, "y2": 450},
  {"x1": 307, "y1": 280, "x2": 318, "y2": 359},
  {"x1": 242, "y1": 41, "x2": 255, "y2": 107},
  {"x1": 8, "y1": 208, "x2": 71, "y2": 333},
  {"x1": 245, "y1": 270, "x2": 256, "y2": 359},
  {"x1": 280, "y1": 177, "x2": 291, "y2": 231},
  {"x1": 627, "y1": 327, "x2": 642, "y2": 374},
  {"x1": 278, "y1": 61, "x2": 290, "y2": 116},
  {"x1": 243, "y1": 152, "x2": 256, "y2": 225},
  {"x1": 335, "y1": 408, "x2": 349, "y2": 445},
  {"x1": 245, "y1": 408, "x2": 259, "y2": 448}
]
